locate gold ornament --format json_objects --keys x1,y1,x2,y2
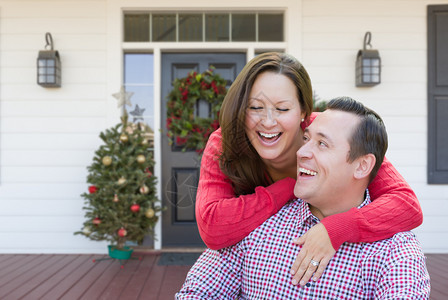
[
  {"x1": 82, "y1": 226, "x2": 91, "y2": 235},
  {"x1": 102, "y1": 156, "x2": 112, "y2": 166},
  {"x1": 125, "y1": 125, "x2": 135, "y2": 134},
  {"x1": 113, "y1": 194, "x2": 119, "y2": 202},
  {"x1": 136, "y1": 154, "x2": 146, "y2": 164},
  {"x1": 141, "y1": 139, "x2": 148, "y2": 145},
  {"x1": 140, "y1": 185, "x2": 149, "y2": 194},
  {"x1": 120, "y1": 133, "x2": 129, "y2": 143},
  {"x1": 117, "y1": 177, "x2": 127, "y2": 185},
  {"x1": 145, "y1": 208, "x2": 155, "y2": 218}
]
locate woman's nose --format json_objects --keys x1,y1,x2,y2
[{"x1": 261, "y1": 108, "x2": 277, "y2": 125}]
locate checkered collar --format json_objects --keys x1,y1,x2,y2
[{"x1": 296, "y1": 189, "x2": 372, "y2": 228}]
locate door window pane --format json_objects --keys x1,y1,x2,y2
[
  {"x1": 206, "y1": 14, "x2": 229, "y2": 42},
  {"x1": 124, "y1": 14, "x2": 150, "y2": 42},
  {"x1": 153, "y1": 14, "x2": 176, "y2": 42},
  {"x1": 232, "y1": 14, "x2": 255, "y2": 41},
  {"x1": 179, "y1": 14, "x2": 202, "y2": 42},
  {"x1": 258, "y1": 14, "x2": 283, "y2": 42}
]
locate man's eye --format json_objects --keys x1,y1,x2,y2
[{"x1": 319, "y1": 141, "x2": 327, "y2": 147}]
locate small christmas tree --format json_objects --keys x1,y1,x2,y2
[{"x1": 75, "y1": 87, "x2": 161, "y2": 251}]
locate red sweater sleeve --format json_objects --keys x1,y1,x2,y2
[
  {"x1": 196, "y1": 129, "x2": 296, "y2": 250},
  {"x1": 320, "y1": 157, "x2": 423, "y2": 250}
]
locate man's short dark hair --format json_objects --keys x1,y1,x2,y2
[{"x1": 326, "y1": 96, "x2": 388, "y2": 182}]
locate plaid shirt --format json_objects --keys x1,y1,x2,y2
[{"x1": 176, "y1": 191, "x2": 430, "y2": 299}]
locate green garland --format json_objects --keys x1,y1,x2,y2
[{"x1": 166, "y1": 68, "x2": 227, "y2": 153}]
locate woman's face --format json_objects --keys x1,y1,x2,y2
[{"x1": 245, "y1": 71, "x2": 305, "y2": 165}]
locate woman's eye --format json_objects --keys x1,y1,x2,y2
[
  {"x1": 277, "y1": 108, "x2": 289, "y2": 112},
  {"x1": 249, "y1": 106, "x2": 263, "y2": 110},
  {"x1": 303, "y1": 135, "x2": 309, "y2": 142},
  {"x1": 319, "y1": 141, "x2": 327, "y2": 147}
]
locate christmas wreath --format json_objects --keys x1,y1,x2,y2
[{"x1": 166, "y1": 68, "x2": 227, "y2": 153}]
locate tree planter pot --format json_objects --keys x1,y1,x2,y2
[{"x1": 108, "y1": 245, "x2": 133, "y2": 260}]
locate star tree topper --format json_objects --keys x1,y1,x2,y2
[{"x1": 113, "y1": 86, "x2": 134, "y2": 109}]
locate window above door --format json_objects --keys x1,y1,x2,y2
[{"x1": 124, "y1": 12, "x2": 284, "y2": 42}]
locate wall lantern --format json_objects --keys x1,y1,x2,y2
[
  {"x1": 37, "y1": 32, "x2": 61, "y2": 87},
  {"x1": 356, "y1": 31, "x2": 381, "y2": 87}
]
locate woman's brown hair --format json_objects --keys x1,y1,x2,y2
[{"x1": 219, "y1": 52, "x2": 313, "y2": 196}]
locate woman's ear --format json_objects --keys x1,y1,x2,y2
[{"x1": 354, "y1": 154, "x2": 376, "y2": 180}]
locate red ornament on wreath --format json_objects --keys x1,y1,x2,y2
[
  {"x1": 166, "y1": 67, "x2": 227, "y2": 153},
  {"x1": 93, "y1": 217, "x2": 101, "y2": 225},
  {"x1": 130, "y1": 204, "x2": 141, "y2": 213}
]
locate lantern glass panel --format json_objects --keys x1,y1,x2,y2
[{"x1": 362, "y1": 58, "x2": 371, "y2": 66}]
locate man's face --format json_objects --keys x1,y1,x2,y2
[{"x1": 294, "y1": 109, "x2": 360, "y2": 208}]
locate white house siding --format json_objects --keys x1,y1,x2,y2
[
  {"x1": 0, "y1": 0, "x2": 446, "y2": 253},
  {"x1": 300, "y1": 0, "x2": 448, "y2": 253},
  {"x1": 0, "y1": 0, "x2": 112, "y2": 253}
]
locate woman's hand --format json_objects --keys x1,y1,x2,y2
[{"x1": 290, "y1": 223, "x2": 336, "y2": 286}]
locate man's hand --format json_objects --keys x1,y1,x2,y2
[{"x1": 290, "y1": 223, "x2": 336, "y2": 286}]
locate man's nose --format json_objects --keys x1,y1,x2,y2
[{"x1": 298, "y1": 141, "x2": 312, "y2": 159}]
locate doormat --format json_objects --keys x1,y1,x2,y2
[{"x1": 158, "y1": 252, "x2": 202, "y2": 266}]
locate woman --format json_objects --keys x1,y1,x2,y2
[{"x1": 195, "y1": 52, "x2": 422, "y2": 286}]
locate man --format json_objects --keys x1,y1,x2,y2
[{"x1": 176, "y1": 97, "x2": 430, "y2": 299}]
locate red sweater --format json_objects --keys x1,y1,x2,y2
[{"x1": 196, "y1": 126, "x2": 423, "y2": 250}]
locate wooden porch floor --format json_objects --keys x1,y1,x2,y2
[{"x1": 0, "y1": 252, "x2": 446, "y2": 299}]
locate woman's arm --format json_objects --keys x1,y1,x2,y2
[
  {"x1": 196, "y1": 129, "x2": 296, "y2": 250},
  {"x1": 321, "y1": 156, "x2": 423, "y2": 249}
]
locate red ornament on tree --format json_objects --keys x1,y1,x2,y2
[
  {"x1": 93, "y1": 217, "x2": 101, "y2": 225},
  {"x1": 118, "y1": 227, "x2": 127, "y2": 237},
  {"x1": 88, "y1": 185, "x2": 98, "y2": 194},
  {"x1": 145, "y1": 167, "x2": 153, "y2": 178},
  {"x1": 130, "y1": 204, "x2": 141, "y2": 213}
]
